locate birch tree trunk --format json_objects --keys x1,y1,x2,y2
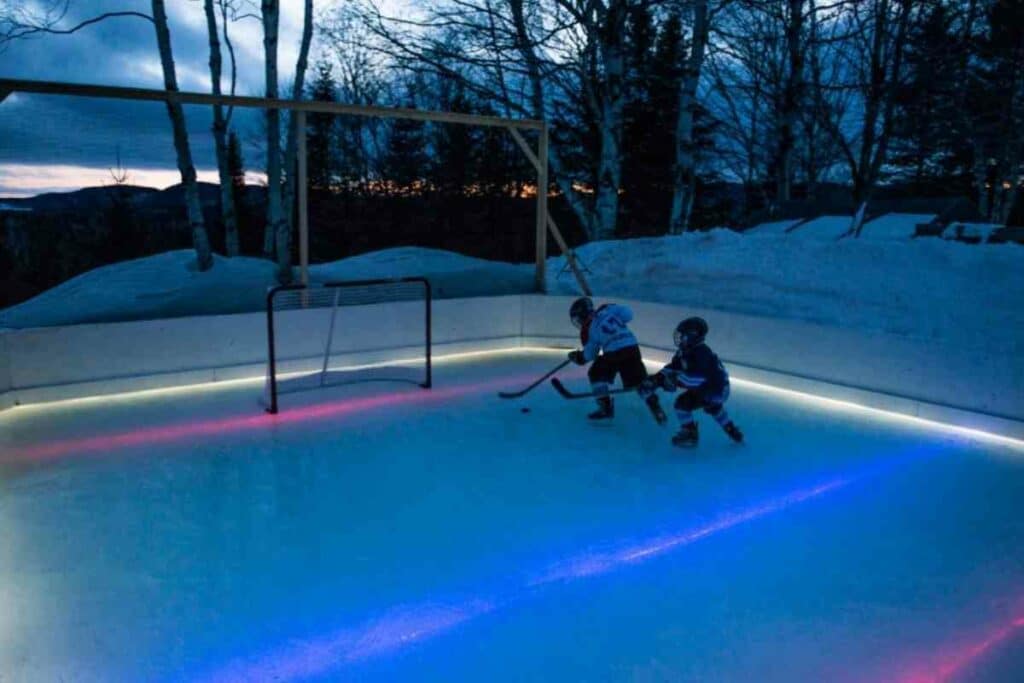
[
  {"x1": 510, "y1": 0, "x2": 595, "y2": 238},
  {"x1": 591, "y1": 1, "x2": 627, "y2": 241},
  {"x1": 261, "y1": 0, "x2": 289, "y2": 281},
  {"x1": 152, "y1": 0, "x2": 213, "y2": 271},
  {"x1": 282, "y1": 0, "x2": 315, "y2": 239},
  {"x1": 669, "y1": 0, "x2": 709, "y2": 235},
  {"x1": 203, "y1": 0, "x2": 239, "y2": 256},
  {"x1": 776, "y1": 0, "x2": 805, "y2": 202}
]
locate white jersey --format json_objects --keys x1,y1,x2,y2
[{"x1": 581, "y1": 304, "x2": 638, "y2": 361}]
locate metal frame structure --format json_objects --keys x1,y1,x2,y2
[
  {"x1": 0, "y1": 77, "x2": 591, "y2": 295},
  {"x1": 264, "y1": 276, "x2": 432, "y2": 414}
]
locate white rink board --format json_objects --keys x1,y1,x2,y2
[{"x1": 0, "y1": 294, "x2": 1020, "y2": 438}]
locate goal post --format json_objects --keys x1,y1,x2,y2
[{"x1": 263, "y1": 277, "x2": 432, "y2": 414}]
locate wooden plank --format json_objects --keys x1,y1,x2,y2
[
  {"x1": 510, "y1": 125, "x2": 591, "y2": 295},
  {"x1": 507, "y1": 126, "x2": 540, "y2": 171},
  {"x1": 0, "y1": 77, "x2": 544, "y2": 130},
  {"x1": 296, "y1": 110, "x2": 309, "y2": 288},
  {"x1": 547, "y1": 214, "x2": 592, "y2": 296},
  {"x1": 535, "y1": 124, "x2": 549, "y2": 292}
]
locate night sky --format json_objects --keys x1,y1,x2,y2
[{"x1": 0, "y1": 1, "x2": 315, "y2": 197}]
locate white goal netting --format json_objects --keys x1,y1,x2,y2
[{"x1": 263, "y1": 277, "x2": 432, "y2": 413}]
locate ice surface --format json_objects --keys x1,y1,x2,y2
[{"x1": 2, "y1": 349, "x2": 1023, "y2": 682}]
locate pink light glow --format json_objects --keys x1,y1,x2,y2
[
  {"x1": 196, "y1": 474, "x2": 859, "y2": 681},
  {"x1": 5, "y1": 375, "x2": 534, "y2": 465},
  {"x1": 897, "y1": 607, "x2": 1024, "y2": 683}
]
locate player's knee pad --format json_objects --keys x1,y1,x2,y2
[{"x1": 704, "y1": 402, "x2": 724, "y2": 417}]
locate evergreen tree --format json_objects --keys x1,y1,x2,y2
[
  {"x1": 621, "y1": 9, "x2": 685, "y2": 233},
  {"x1": 381, "y1": 84, "x2": 430, "y2": 197},
  {"x1": 307, "y1": 61, "x2": 339, "y2": 190},
  {"x1": 889, "y1": 1, "x2": 968, "y2": 195}
]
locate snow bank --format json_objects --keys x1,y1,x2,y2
[
  {"x1": 788, "y1": 215, "x2": 854, "y2": 239},
  {"x1": 548, "y1": 230, "x2": 1024, "y2": 355},
  {"x1": 0, "y1": 247, "x2": 532, "y2": 328},
  {"x1": 3, "y1": 234, "x2": 1021, "y2": 361},
  {"x1": 0, "y1": 251, "x2": 278, "y2": 329},
  {"x1": 746, "y1": 219, "x2": 801, "y2": 235},
  {"x1": 943, "y1": 222, "x2": 1003, "y2": 243},
  {"x1": 860, "y1": 213, "x2": 936, "y2": 240},
  {"x1": 309, "y1": 246, "x2": 533, "y2": 299}
]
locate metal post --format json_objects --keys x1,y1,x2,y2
[
  {"x1": 535, "y1": 123, "x2": 549, "y2": 292},
  {"x1": 296, "y1": 110, "x2": 309, "y2": 288}
]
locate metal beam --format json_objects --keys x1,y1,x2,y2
[{"x1": 0, "y1": 77, "x2": 544, "y2": 130}]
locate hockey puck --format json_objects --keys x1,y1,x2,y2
[{"x1": 521, "y1": 407, "x2": 531, "y2": 414}]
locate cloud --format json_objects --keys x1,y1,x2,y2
[{"x1": 0, "y1": 0, "x2": 326, "y2": 195}]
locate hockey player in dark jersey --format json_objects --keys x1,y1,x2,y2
[
  {"x1": 646, "y1": 317, "x2": 744, "y2": 447},
  {"x1": 567, "y1": 297, "x2": 667, "y2": 424}
]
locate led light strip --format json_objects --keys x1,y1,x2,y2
[{"x1": 0, "y1": 346, "x2": 567, "y2": 416}]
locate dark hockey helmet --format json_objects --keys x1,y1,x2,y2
[
  {"x1": 674, "y1": 317, "x2": 708, "y2": 349},
  {"x1": 569, "y1": 296, "x2": 595, "y2": 328}
]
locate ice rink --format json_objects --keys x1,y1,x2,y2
[{"x1": 2, "y1": 348, "x2": 1023, "y2": 682}]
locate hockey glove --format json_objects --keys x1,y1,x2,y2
[
  {"x1": 653, "y1": 371, "x2": 675, "y2": 391},
  {"x1": 568, "y1": 349, "x2": 587, "y2": 365}
]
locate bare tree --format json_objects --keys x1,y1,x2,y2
[
  {"x1": 669, "y1": 0, "x2": 713, "y2": 234},
  {"x1": 260, "y1": 0, "x2": 288, "y2": 280},
  {"x1": 282, "y1": 0, "x2": 315, "y2": 240},
  {"x1": 0, "y1": 0, "x2": 214, "y2": 270},
  {"x1": 341, "y1": 0, "x2": 652, "y2": 242},
  {"x1": 201, "y1": 0, "x2": 243, "y2": 256},
  {"x1": 816, "y1": 0, "x2": 914, "y2": 208}
]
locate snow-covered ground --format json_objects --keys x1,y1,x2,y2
[
  {"x1": 786, "y1": 214, "x2": 854, "y2": 239},
  {"x1": 550, "y1": 230, "x2": 1023, "y2": 355},
  {"x1": 3, "y1": 232, "x2": 1021, "y2": 359},
  {"x1": 2, "y1": 350, "x2": 1023, "y2": 681},
  {"x1": 860, "y1": 212, "x2": 936, "y2": 240}
]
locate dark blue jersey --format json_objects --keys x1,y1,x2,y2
[{"x1": 658, "y1": 343, "x2": 729, "y2": 395}]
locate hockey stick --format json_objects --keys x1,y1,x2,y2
[
  {"x1": 550, "y1": 377, "x2": 635, "y2": 400},
  {"x1": 498, "y1": 359, "x2": 573, "y2": 399}
]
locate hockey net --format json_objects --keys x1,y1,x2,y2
[{"x1": 263, "y1": 277, "x2": 432, "y2": 413}]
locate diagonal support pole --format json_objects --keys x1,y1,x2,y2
[{"x1": 507, "y1": 126, "x2": 592, "y2": 296}]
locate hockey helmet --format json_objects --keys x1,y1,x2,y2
[
  {"x1": 569, "y1": 297, "x2": 595, "y2": 329},
  {"x1": 674, "y1": 317, "x2": 708, "y2": 349}
]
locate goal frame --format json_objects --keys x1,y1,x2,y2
[{"x1": 264, "y1": 276, "x2": 432, "y2": 414}]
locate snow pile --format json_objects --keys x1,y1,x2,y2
[
  {"x1": 548, "y1": 230, "x2": 1024, "y2": 354},
  {"x1": 942, "y1": 222, "x2": 1003, "y2": 243},
  {"x1": 788, "y1": 215, "x2": 854, "y2": 240},
  {"x1": 2, "y1": 234, "x2": 1021, "y2": 358},
  {"x1": 309, "y1": 246, "x2": 532, "y2": 299},
  {"x1": 0, "y1": 247, "x2": 532, "y2": 328},
  {"x1": 860, "y1": 213, "x2": 936, "y2": 240},
  {"x1": 746, "y1": 219, "x2": 801, "y2": 235},
  {"x1": 0, "y1": 251, "x2": 279, "y2": 328}
]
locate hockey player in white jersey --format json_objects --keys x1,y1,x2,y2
[{"x1": 567, "y1": 297, "x2": 667, "y2": 424}]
